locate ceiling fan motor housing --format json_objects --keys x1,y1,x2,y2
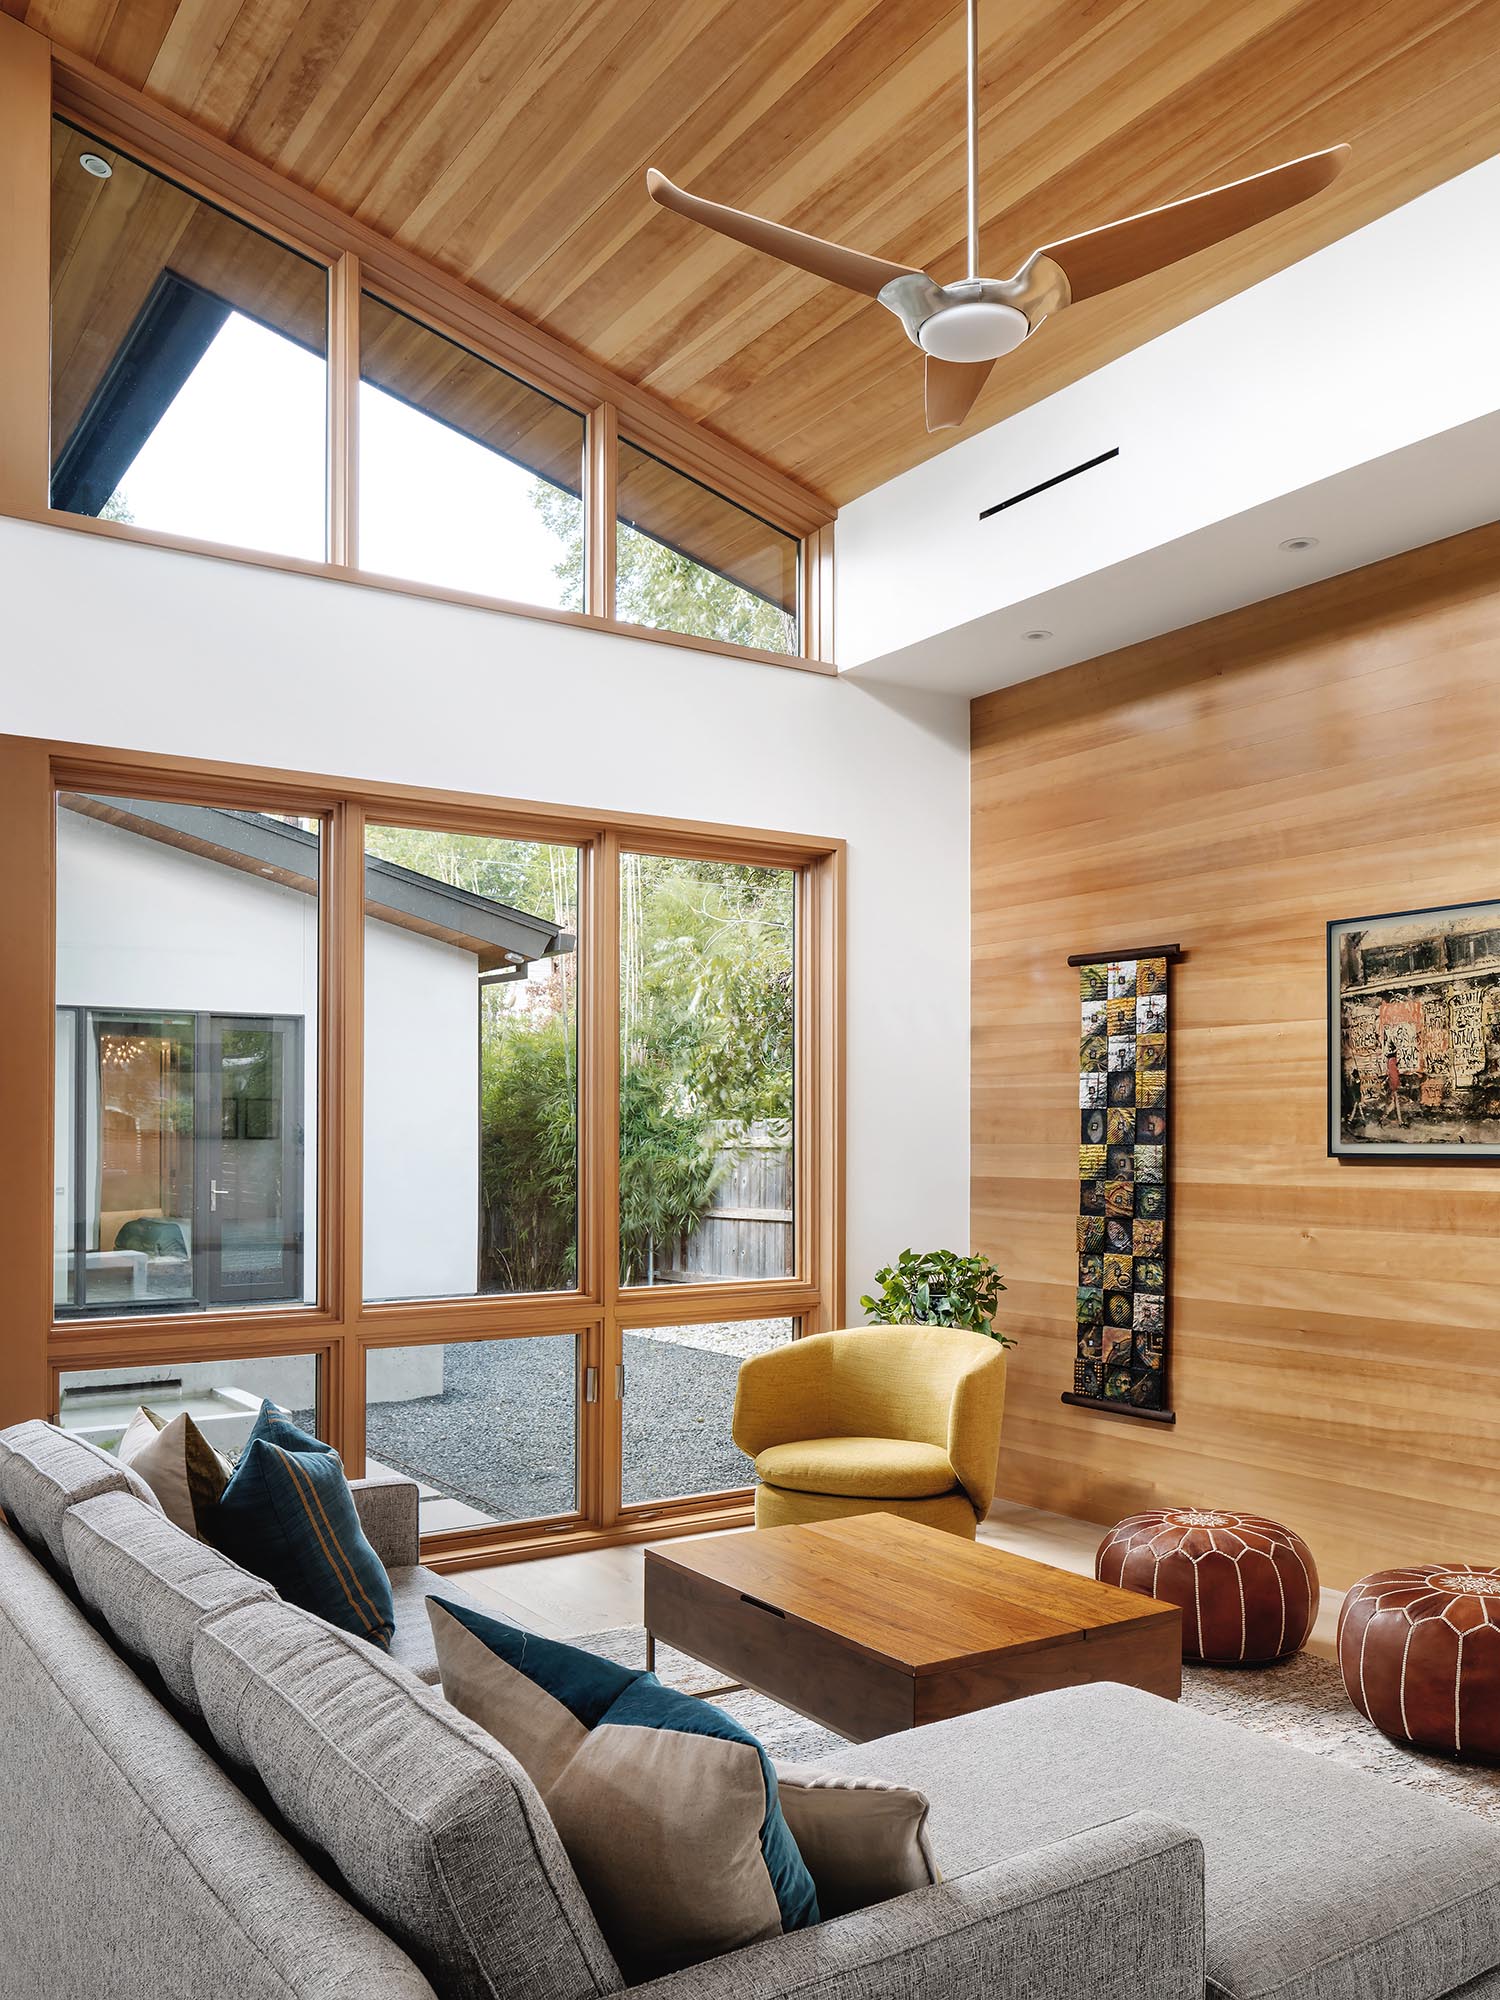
[{"x1": 918, "y1": 298, "x2": 1031, "y2": 362}]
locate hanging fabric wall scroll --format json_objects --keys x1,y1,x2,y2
[{"x1": 1063, "y1": 943, "x2": 1182, "y2": 1425}]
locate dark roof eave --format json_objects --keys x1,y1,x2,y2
[{"x1": 66, "y1": 795, "x2": 574, "y2": 965}]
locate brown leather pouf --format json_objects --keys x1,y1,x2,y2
[
  {"x1": 1339, "y1": 1564, "x2": 1500, "y2": 1761},
  {"x1": 1096, "y1": 1508, "x2": 1318, "y2": 1664}
]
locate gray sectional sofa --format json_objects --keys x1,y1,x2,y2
[{"x1": 1, "y1": 1417, "x2": 1499, "y2": 2000}]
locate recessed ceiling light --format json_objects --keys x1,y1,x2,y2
[
  {"x1": 1022, "y1": 628, "x2": 1053, "y2": 641},
  {"x1": 79, "y1": 153, "x2": 113, "y2": 179},
  {"x1": 1278, "y1": 535, "x2": 1319, "y2": 553}
]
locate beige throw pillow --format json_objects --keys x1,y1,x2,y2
[
  {"x1": 118, "y1": 1407, "x2": 231, "y2": 1539},
  {"x1": 427, "y1": 1595, "x2": 819, "y2": 1980},
  {"x1": 773, "y1": 1764, "x2": 937, "y2": 1918}
]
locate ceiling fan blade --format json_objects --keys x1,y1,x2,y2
[
  {"x1": 646, "y1": 168, "x2": 921, "y2": 299},
  {"x1": 1032, "y1": 145, "x2": 1350, "y2": 304},
  {"x1": 925, "y1": 355, "x2": 995, "y2": 432}
]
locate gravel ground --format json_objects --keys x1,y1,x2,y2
[{"x1": 363, "y1": 1318, "x2": 790, "y2": 1522}]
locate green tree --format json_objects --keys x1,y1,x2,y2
[
  {"x1": 622, "y1": 855, "x2": 793, "y2": 1131},
  {"x1": 534, "y1": 485, "x2": 795, "y2": 653},
  {"x1": 480, "y1": 1009, "x2": 578, "y2": 1291}
]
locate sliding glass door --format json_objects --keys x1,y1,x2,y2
[
  {"x1": 199, "y1": 1013, "x2": 303, "y2": 1306},
  {"x1": 55, "y1": 1007, "x2": 304, "y2": 1315}
]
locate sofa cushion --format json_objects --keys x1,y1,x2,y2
[
  {"x1": 0, "y1": 1419, "x2": 164, "y2": 1573},
  {"x1": 809, "y1": 1679, "x2": 1500, "y2": 2000},
  {"x1": 0, "y1": 1512, "x2": 442, "y2": 2000},
  {"x1": 117, "y1": 1406, "x2": 231, "y2": 1538},
  {"x1": 205, "y1": 1434, "x2": 395, "y2": 1651},
  {"x1": 62, "y1": 1488, "x2": 275, "y2": 1713},
  {"x1": 427, "y1": 1595, "x2": 819, "y2": 1982},
  {"x1": 192, "y1": 1596, "x2": 622, "y2": 2000},
  {"x1": 754, "y1": 1436, "x2": 957, "y2": 1499},
  {"x1": 349, "y1": 1472, "x2": 421, "y2": 1571},
  {"x1": 387, "y1": 1565, "x2": 457, "y2": 1685},
  {"x1": 773, "y1": 1764, "x2": 938, "y2": 1919}
]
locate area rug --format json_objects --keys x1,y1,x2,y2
[
  {"x1": 1181, "y1": 1651, "x2": 1500, "y2": 1820},
  {"x1": 575, "y1": 1625, "x2": 1500, "y2": 1818},
  {"x1": 572, "y1": 1627, "x2": 847, "y2": 1763}
]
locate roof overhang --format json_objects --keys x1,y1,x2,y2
[{"x1": 59, "y1": 793, "x2": 575, "y2": 974}]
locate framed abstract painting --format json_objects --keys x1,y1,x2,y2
[{"x1": 1329, "y1": 898, "x2": 1500, "y2": 1159}]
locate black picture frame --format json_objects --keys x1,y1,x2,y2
[{"x1": 1328, "y1": 897, "x2": 1500, "y2": 1160}]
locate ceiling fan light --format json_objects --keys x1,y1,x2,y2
[{"x1": 918, "y1": 300, "x2": 1029, "y2": 363}]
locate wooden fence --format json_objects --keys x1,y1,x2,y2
[{"x1": 657, "y1": 1126, "x2": 792, "y2": 1284}]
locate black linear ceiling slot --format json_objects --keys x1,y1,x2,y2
[{"x1": 979, "y1": 446, "x2": 1120, "y2": 521}]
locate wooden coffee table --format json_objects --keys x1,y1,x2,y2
[{"x1": 643, "y1": 1513, "x2": 1181, "y2": 1742}]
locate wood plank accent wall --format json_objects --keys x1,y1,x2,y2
[{"x1": 972, "y1": 524, "x2": 1500, "y2": 1588}]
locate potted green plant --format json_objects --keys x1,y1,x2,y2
[{"x1": 860, "y1": 1248, "x2": 1014, "y2": 1347}]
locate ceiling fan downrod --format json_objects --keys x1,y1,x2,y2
[{"x1": 965, "y1": 0, "x2": 980, "y2": 281}]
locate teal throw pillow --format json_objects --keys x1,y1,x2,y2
[
  {"x1": 206, "y1": 1406, "x2": 393, "y2": 1650},
  {"x1": 239, "y1": 1399, "x2": 331, "y2": 1460}
]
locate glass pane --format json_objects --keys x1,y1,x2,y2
[
  {"x1": 365, "y1": 1338, "x2": 579, "y2": 1533},
  {"x1": 54, "y1": 793, "x2": 320, "y2": 1315},
  {"x1": 622, "y1": 1318, "x2": 793, "y2": 1506},
  {"x1": 49, "y1": 120, "x2": 327, "y2": 559},
  {"x1": 58, "y1": 1354, "x2": 319, "y2": 1456},
  {"x1": 620, "y1": 854, "x2": 795, "y2": 1285},
  {"x1": 615, "y1": 441, "x2": 798, "y2": 653},
  {"x1": 359, "y1": 294, "x2": 585, "y2": 608},
  {"x1": 362, "y1": 826, "x2": 578, "y2": 1301}
]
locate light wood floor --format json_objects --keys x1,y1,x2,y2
[{"x1": 462, "y1": 1499, "x2": 1344, "y2": 1662}]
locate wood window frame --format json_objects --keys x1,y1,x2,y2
[
  {"x1": 0, "y1": 15, "x2": 836, "y2": 674},
  {"x1": 0, "y1": 733, "x2": 845, "y2": 1568}
]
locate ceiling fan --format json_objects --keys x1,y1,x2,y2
[{"x1": 646, "y1": 0, "x2": 1349, "y2": 433}]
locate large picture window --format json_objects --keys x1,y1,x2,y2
[{"x1": 11, "y1": 739, "x2": 840, "y2": 1566}]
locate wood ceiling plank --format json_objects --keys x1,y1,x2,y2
[
  {"x1": 399, "y1": 0, "x2": 691, "y2": 280},
  {"x1": 21, "y1": 0, "x2": 1500, "y2": 505},
  {"x1": 273, "y1": 0, "x2": 477, "y2": 193},
  {"x1": 91, "y1": 0, "x2": 179, "y2": 89},
  {"x1": 144, "y1": 0, "x2": 291, "y2": 135},
  {"x1": 343, "y1": 0, "x2": 603, "y2": 237}
]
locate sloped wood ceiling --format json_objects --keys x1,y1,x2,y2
[{"x1": 12, "y1": 0, "x2": 1500, "y2": 505}]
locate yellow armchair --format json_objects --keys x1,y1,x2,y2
[{"x1": 732, "y1": 1326, "x2": 1006, "y2": 1539}]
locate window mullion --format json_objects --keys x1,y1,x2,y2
[
  {"x1": 328, "y1": 250, "x2": 361, "y2": 568},
  {"x1": 585, "y1": 402, "x2": 618, "y2": 620}
]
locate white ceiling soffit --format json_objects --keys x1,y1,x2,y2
[{"x1": 835, "y1": 152, "x2": 1500, "y2": 699}]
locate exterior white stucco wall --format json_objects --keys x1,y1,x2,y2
[
  {"x1": 1, "y1": 516, "x2": 972, "y2": 1315},
  {"x1": 363, "y1": 918, "x2": 481, "y2": 1302}
]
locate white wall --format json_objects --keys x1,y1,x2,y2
[
  {"x1": 837, "y1": 153, "x2": 1500, "y2": 690},
  {"x1": 1, "y1": 516, "x2": 972, "y2": 1309},
  {"x1": 363, "y1": 919, "x2": 480, "y2": 1301}
]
